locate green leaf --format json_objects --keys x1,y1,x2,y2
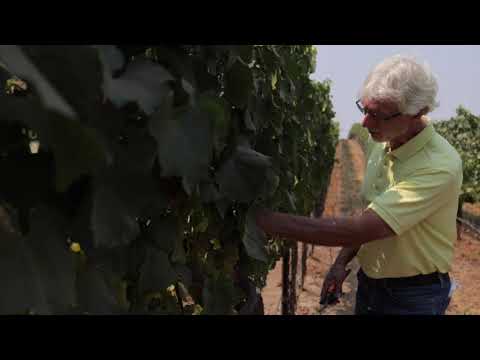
[
  {"x1": 48, "y1": 112, "x2": 108, "y2": 192},
  {"x1": 138, "y1": 246, "x2": 178, "y2": 295},
  {"x1": 260, "y1": 46, "x2": 281, "y2": 75},
  {"x1": 0, "y1": 61, "x2": 13, "y2": 86},
  {"x1": 75, "y1": 262, "x2": 124, "y2": 314},
  {"x1": 0, "y1": 151, "x2": 53, "y2": 211},
  {"x1": 230, "y1": 46, "x2": 254, "y2": 64},
  {"x1": 95, "y1": 45, "x2": 125, "y2": 76},
  {"x1": 0, "y1": 94, "x2": 108, "y2": 193},
  {"x1": 271, "y1": 71, "x2": 278, "y2": 90},
  {"x1": 285, "y1": 189, "x2": 297, "y2": 211},
  {"x1": 197, "y1": 218, "x2": 209, "y2": 233},
  {"x1": 215, "y1": 197, "x2": 231, "y2": 219},
  {"x1": 265, "y1": 171, "x2": 280, "y2": 197},
  {"x1": 106, "y1": 58, "x2": 174, "y2": 115},
  {"x1": 116, "y1": 45, "x2": 151, "y2": 59},
  {"x1": 244, "y1": 110, "x2": 256, "y2": 132},
  {"x1": 242, "y1": 207, "x2": 268, "y2": 263},
  {"x1": 113, "y1": 125, "x2": 157, "y2": 176},
  {"x1": 0, "y1": 223, "x2": 50, "y2": 314},
  {"x1": 87, "y1": 245, "x2": 130, "y2": 282},
  {"x1": 173, "y1": 264, "x2": 193, "y2": 289},
  {"x1": 202, "y1": 274, "x2": 241, "y2": 315},
  {"x1": 198, "y1": 93, "x2": 230, "y2": 155},
  {"x1": 283, "y1": 54, "x2": 302, "y2": 81},
  {"x1": 148, "y1": 46, "x2": 195, "y2": 83},
  {"x1": 278, "y1": 79, "x2": 290, "y2": 102},
  {"x1": 193, "y1": 59, "x2": 218, "y2": 93},
  {"x1": 148, "y1": 215, "x2": 180, "y2": 255},
  {"x1": 0, "y1": 45, "x2": 76, "y2": 119},
  {"x1": 91, "y1": 180, "x2": 140, "y2": 248},
  {"x1": 200, "y1": 181, "x2": 221, "y2": 203},
  {"x1": 20, "y1": 45, "x2": 104, "y2": 125},
  {"x1": 224, "y1": 59, "x2": 253, "y2": 108},
  {"x1": 216, "y1": 145, "x2": 273, "y2": 203},
  {"x1": 150, "y1": 93, "x2": 213, "y2": 191},
  {"x1": 90, "y1": 167, "x2": 165, "y2": 248},
  {"x1": 236, "y1": 145, "x2": 271, "y2": 168},
  {"x1": 26, "y1": 205, "x2": 76, "y2": 314}
]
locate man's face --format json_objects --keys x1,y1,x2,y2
[{"x1": 360, "y1": 99, "x2": 413, "y2": 143}]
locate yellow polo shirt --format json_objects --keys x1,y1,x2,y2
[{"x1": 357, "y1": 121, "x2": 463, "y2": 279}]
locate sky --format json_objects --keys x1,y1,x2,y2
[{"x1": 310, "y1": 45, "x2": 480, "y2": 139}]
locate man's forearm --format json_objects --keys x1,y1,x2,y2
[
  {"x1": 256, "y1": 209, "x2": 395, "y2": 247},
  {"x1": 256, "y1": 211, "x2": 365, "y2": 247},
  {"x1": 333, "y1": 246, "x2": 360, "y2": 267}
]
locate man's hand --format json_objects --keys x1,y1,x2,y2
[
  {"x1": 255, "y1": 208, "x2": 272, "y2": 235},
  {"x1": 320, "y1": 263, "x2": 352, "y2": 305}
]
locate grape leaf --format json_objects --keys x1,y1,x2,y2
[
  {"x1": 0, "y1": 223, "x2": 50, "y2": 314},
  {"x1": 202, "y1": 274, "x2": 242, "y2": 315},
  {"x1": 138, "y1": 246, "x2": 178, "y2": 295},
  {"x1": 75, "y1": 262, "x2": 124, "y2": 314},
  {"x1": 95, "y1": 45, "x2": 125, "y2": 76},
  {"x1": 242, "y1": 207, "x2": 268, "y2": 263},
  {"x1": 91, "y1": 180, "x2": 140, "y2": 248},
  {"x1": 0, "y1": 45, "x2": 76, "y2": 119},
  {"x1": 106, "y1": 58, "x2": 174, "y2": 115},
  {"x1": 0, "y1": 94, "x2": 108, "y2": 193},
  {"x1": 224, "y1": 59, "x2": 253, "y2": 108},
  {"x1": 150, "y1": 93, "x2": 213, "y2": 192},
  {"x1": 20, "y1": 45, "x2": 104, "y2": 125},
  {"x1": 26, "y1": 205, "x2": 76, "y2": 314},
  {"x1": 216, "y1": 145, "x2": 273, "y2": 203}
]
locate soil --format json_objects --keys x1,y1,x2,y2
[{"x1": 262, "y1": 139, "x2": 480, "y2": 315}]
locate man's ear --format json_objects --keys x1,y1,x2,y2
[{"x1": 417, "y1": 106, "x2": 429, "y2": 118}]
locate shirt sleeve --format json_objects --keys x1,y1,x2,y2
[{"x1": 367, "y1": 168, "x2": 456, "y2": 236}]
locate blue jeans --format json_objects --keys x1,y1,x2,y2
[{"x1": 354, "y1": 269, "x2": 451, "y2": 315}]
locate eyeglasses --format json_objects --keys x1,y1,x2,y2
[{"x1": 356, "y1": 100, "x2": 402, "y2": 122}]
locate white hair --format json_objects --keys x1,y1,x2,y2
[{"x1": 358, "y1": 54, "x2": 439, "y2": 115}]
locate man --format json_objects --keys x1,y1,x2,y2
[{"x1": 256, "y1": 55, "x2": 463, "y2": 315}]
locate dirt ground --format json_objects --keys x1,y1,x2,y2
[
  {"x1": 463, "y1": 203, "x2": 480, "y2": 229},
  {"x1": 262, "y1": 139, "x2": 480, "y2": 315}
]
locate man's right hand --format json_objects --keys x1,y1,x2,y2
[{"x1": 320, "y1": 263, "x2": 352, "y2": 305}]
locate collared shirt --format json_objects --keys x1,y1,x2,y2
[{"x1": 358, "y1": 120, "x2": 463, "y2": 279}]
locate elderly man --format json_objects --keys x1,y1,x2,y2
[{"x1": 256, "y1": 55, "x2": 462, "y2": 315}]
